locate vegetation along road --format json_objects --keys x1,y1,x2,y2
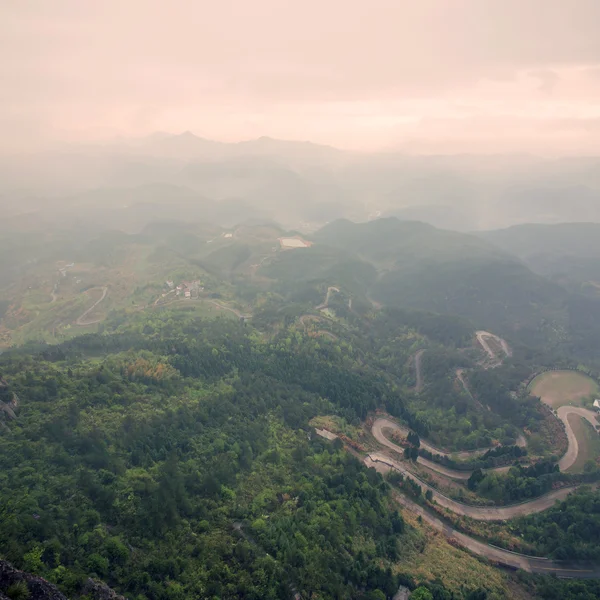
[
  {"x1": 373, "y1": 412, "x2": 593, "y2": 497},
  {"x1": 373, "y1": 417, "x2": 502, "y2": 461},
  {"x1": 556, "y1": 405, "x2": 599, "y2": 471},
  {"x1": 367, "y1": 451, "x2": 580, "y2": 521},
  {"x1": 389, "y1": 487, "x2": 600, "y2": 578},
  {"x1": 371, "y1": 406, "x2": 597, "y2": 515}
]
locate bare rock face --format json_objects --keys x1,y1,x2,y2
[
  {"x1": 0, "y1": 559, "x2": 67, "y2": 600},
  {"x1": 81, "y1": 579, "x2": 127, "y2": 600},
  {"x1": 0, "y1": 403, "x2": 16, "y2": 420},
  {"x1": 0, "y1": 377, "x2": 17, "y2": 423},
  {"x1": 0, "y1": 561, "x2": 127, "y2": 600},
  {"x1": 9, "y1": 392, "x2": 19, "y2": 409}
]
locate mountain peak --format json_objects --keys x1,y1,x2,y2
[{"x1": 176, "y1": 130, "x2": 199, "y2": 139}]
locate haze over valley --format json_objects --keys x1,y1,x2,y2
[{"x1": 4, "y1": 133, "x2": 600, "y2": 234}]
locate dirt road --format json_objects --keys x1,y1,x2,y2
[
  {"x1": 455, "y1": 367, "x2": 487, "y2": 411},
  {"x1": 556, "y1": 406, "x2": 599, "y2": 471},
  {"x1": 76, "y1": 287, "x2": 108, "y2": 326},
  {"x1": 373, "y1": 417, "x2": 523, "y2": 482},
  {"x1": 414, "y1": 349, "x2": 425, "y2": 393},
  {"x1": 371, "y1": 409, "x2": 596, "y2": 519},
  {"x1": 476, "y1": 330, "x2": 512, "y2": 366},
  {"x1": 315, "y1": 330, "x2": 338, "y2": 341},
  {"x1": 298, "y1": 314, "x2": 339, "y2": 341},
  {"x1": 455, "y1": 368, "x2": 472, "y2": 398},
  {"x1": 316, "y1": 286, "x2": 340, "y2": 310},
  {"x1": 368, "y1": 452, "x2": 579, "y2": 521},
  {"x1": 386, "y1": 487, "x2": 600, "y2": 577},
  {"x1": 206, "y1": 300, "x2": 251, "y2": 320},
  {"x1": 154, "y1": 289, "x2": 176, "y2": 306},
  {"x1": 373, "y1": 417, "x2": 491, "y2": 461}
]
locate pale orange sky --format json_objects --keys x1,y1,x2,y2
[{"x1": 3, "y1": 0, "x2": 600, "y2": 153}]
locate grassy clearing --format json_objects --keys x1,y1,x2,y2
[
  {"x1": 397, "y1": 509, "x2": 513, "y2": 598},
  {"x1": 529, "y1": 370, "x2": 599, "y2": 409},
  {"x1": 566, "y1": 414, "x2": 600, "y2": 473}
]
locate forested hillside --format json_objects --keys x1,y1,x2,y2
[
  {"x1": 2, "y1": 308, "x2": 505, "y2": 600},
  {"x1": 479, "y1": 223, "x2": 600, "y2": 283},
  {"x1": 4, "y1": 214, "x2": 600, "y2": 598},
  {"x1": 258, "y1": 218, "x2": 600, "y2": 358},
  {"x1": 8, "y1": 291, "x2": 584, "y2": 599}
]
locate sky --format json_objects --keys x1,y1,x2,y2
[{"x1": 3, "y1": 0, "x2": 600, "y2": 153}]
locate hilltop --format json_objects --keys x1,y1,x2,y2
[{"x1": 263, "y1": 218, "x2": 574, "y2": 349}]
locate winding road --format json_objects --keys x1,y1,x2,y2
[
  {"x1": 367, "y1": 451, "x2": 579, "y2": 521},
  {"x1": 298, "y1": 315, "x2": 339, "y2": 341},
  {"x1": 455, "y1": 368, "x2": 473, "y2": 399},
  {"x1": 372, "y1": 417, "x2": 514, "y2": 481},
  {"x1": 373, "y1": 407, "x2": 582, "y2": 481},
  {"x1": 373, "y1": 417, "x2": 495, "y2": 461},
  {"x1": 388, "y1": 487, "x2": 600, "y2": 577},
  {"x1": 366, "y1": 454, "x2": 600, "y2": 575},
  {"x1": 476, "y1": 330, "x2": 512, "y2": 366},
  {"x1": 372, "y1": 410, "x2": 597, "y2": 516},
  {"x1": 76, "y1": 287, "x2": 108, "y2": 326},
  {"x1": 206, "y1": 299, "x2": 251, "y2": 320},
  {"x1": 316, "y1": 286, "x2": 340, "y2": 310},
  {"x1": 556, "y1": 406, "x2": 599, "y2": 472}
]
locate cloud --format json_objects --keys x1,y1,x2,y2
[
  {"x1": 529, "y1": 70, "x2": 560, "y2": 94},
  {"x1": 2, "y1": 0, "x2": 600, "y2": 152}
]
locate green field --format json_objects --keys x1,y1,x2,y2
[
  {"x1": 529, "y1": 370, "x2": 599, "y2": 409},
  {"x1": 566, "y1": 414, "x2": 600, "y2": 473}
]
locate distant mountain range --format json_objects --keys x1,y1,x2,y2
[
  {"x1": 2, "y1": 132, "x2": 600, "y2": 232},
  {"x1": 140, "y1": 132, "x2": 346, "y2": 166},
  {"x1": 479, "y1": 222, "x2": 600, "y2": 290}
]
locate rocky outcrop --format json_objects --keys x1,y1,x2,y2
[
  {"x1": 0, "y1": 559, "x2": 67, "y2": 600},
  {"x1": 9, "y1": 393, "x2": 19, "y2": 409},
  {"x1": 0, "y1": 377, "x2": 17, "y2": 424},
  {"x1": 0, "y1": 561, "x2": 127, "y2": 600},
  {"x1": 81, "y1": 579, "x2": 127, "y2": 600},
  {"x1": 0, "y1": 403, "x2": 16, "y2": 420}
]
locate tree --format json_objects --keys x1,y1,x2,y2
[
  {"x1": 412, "y1": 587, "x2": 434, "y2": 600},
  {"x1": 467, "y1": 468, "x2": 485, "y2": 491},
  {"x1": 407, "y1": 431, "x2": 420, "y2": 448},
  {"x1": 22, "y1": 546, "x2": 44, "y2": 575}
]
